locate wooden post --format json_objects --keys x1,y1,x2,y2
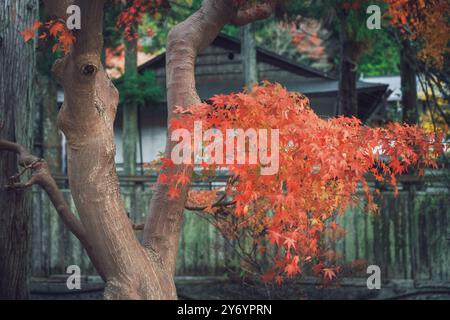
[
  {"x1": 240, "y1": 23, "x2": 258, "y2": 88},
  {"x1": 122, "y1": 25, "x2": 139, "y2": 176}
]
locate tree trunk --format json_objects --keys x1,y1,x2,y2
[
  {"x1": 122, "y1": 30, "x2": 138, "y2": 175},
  {"x1": 0, "y1": 0, "x2": 38, "y2": 299},
  {"x1": 21, "y1": 0, "x2": 275, "y2": 300},
  {"x1": 143, "y1": 0, "x2": 242, "y2": 278},
  {"x1": 338, "y1": 22, "x2": 359, "y2": 117},
  {"x1": 241, "y1": 23, "x2": 258, "y2": 87},
  {"x1": 400, "y1": 40, "x2": 418, "y2": 125},
  {"x1": 51, "y1": 0, "x2": 175, "y2": 299}
]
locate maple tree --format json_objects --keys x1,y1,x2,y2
[
  {"x1": 159, "y1": 82, "x2": 444, "y2": 282},
  {"x1": 21, "y1": 20, "x2": 75, "y2": 54},
  {"x1": 289, "y1": 20, "x2": 327, "y2": 62},
  {"x1": 2, "y1": 0, "x2": 447, "y2": 300},
  {"x1": 21, "y1": 0, "x2": 169, "y2": 54},
  {"x1": 384, "y1": 0, "x2": 450, "y2": 68},
  {"x1": 115, "y1": 0, "x2": 169, "y2": 40},
  {"x1": 383, "y1": 0, "x2": 450, "y2": 128}
]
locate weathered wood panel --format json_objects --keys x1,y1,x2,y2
[
  {"x1": 333, "y1": 191, "x2": 449, "y2": 281},
  {"x1": 153, "y1": 44, "x2": 309, "y2": 88},
  {"x1": 31, "y1": 186, "x2": 449, "y2": 282}
]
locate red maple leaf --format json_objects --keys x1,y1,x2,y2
[
  {"x1": 322, "y1": 268, "x2": 337, "y2": 281},
  {"x1": 160, "y1": 158, "x2": 175, "y2": 169}
]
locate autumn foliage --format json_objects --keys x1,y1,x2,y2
[
  {"x1": 115, "y1": 0, "x2": 168, "y2": 40},
  {"x1": 158, "y1": 82, "x2": 444, "y2": 283},
  {"x1": 385, "y1": 0, "x2": 450, "y2": 67},
  {"x1": 21, "y1": 0, "x2": 169, "y2": 52},
  {"x1": 21, "y1": 20, "x2": 75, "y2": 54},
  {"x1": 19, "y1": 0, "x2": 448, "y2": 285}
]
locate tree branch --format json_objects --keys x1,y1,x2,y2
[
  {"x1": 0, "y1": 139, "x2": 106, "y2": 280},
  {"x1": 185, "y1": 192, "x2": 236, "y2": 211},
  {"x1": 230, "y1": 0, "x2": 278, "y2": 26}
]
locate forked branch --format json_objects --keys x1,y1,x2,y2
[
  {"x1": 185, "y1": 193, "x2": 236, "y2": 212},
  {"x1": 231, "y1": 0, "x2": 278, "y2": 26},
  {"x1": 0, "y1": 139, "x2": 106, "y2": 280}
]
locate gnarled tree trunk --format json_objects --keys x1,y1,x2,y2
[
  {"x1": 0, "y1": 0, "x2": 37, "y2": 300},
  {"x1": 49, "y1": 0, "x2": 175, "y2": 299},
  {"x1": 1, "y1": 0, "x2": 277, "y2": 300}
]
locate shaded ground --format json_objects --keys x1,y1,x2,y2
[{"x1": 30, "y1": 276, "x2": 450, "y2": 300}]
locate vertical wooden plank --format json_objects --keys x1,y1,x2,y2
[
  {"x1": 353, "y1": 209, "x2": 360, "y2": 260},
  {"x1": 31, "y1": 189, "x2": 43, "y2": 277},
  {"x1": 427, "y1": 194, "x2": 436, "y2": 280},
  {"x1": 416, "y1": 191, "x2": 429, "y2": 280},
  {"x1": 400, "y1": 192, "x2": 411, "y2": 279},
  {"x1": 214, "y1": 226, "x2": 220, "y2": 275},
  {"x1": 402, "y1": 193, "x2": 410, "y2": 279},
  {"x1": 433, "y1": 195, "x2": 442, "y2": 280},
  {"x1": 380, "y1": 194, "x2": 390, "y2": 279},
  {"x1": 364, "y1": 208, "x2": 374, "y2": 266},
  {"x1": 372, "y1": 201, "x2": 381, "y2": 269},
  {"x1": 444, "y1": 196, "x2": 450, "y2": 281},
  {"x1": 333, "y1": 213, "x2": 342, "y2": 263},
  {"x1": 46, "y1": 194, "x2": 59, "y2": 274},
  {"x1": 408, "y1": 188, "x2": 418, "y2": 281},
  {"x1": 387, "y1": 194, "x2": 396, "y2": 278},
  {"x1": 176, "y1": 217, "x2": 187, "y2": 275},
  {"x1": 391, "y1": 194, "x2": 402, "y2": 278},
  {"x1": 40, "y1": 190, "x2": 50, "y2": 277},
  {"x1": 341, "y1": 206, "x2": 348, "y2": 261}
]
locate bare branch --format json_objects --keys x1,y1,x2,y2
[
  {"x1": 231, "y1": 0, "x2": 278, "y2": 26},
  {"x1": 0, "y1": 139, "x2": 106, "y2": 280},
  {"x1": 185, "y1": 192, "x2": 236, "y2": 211},
  {"x1": 132, "y1": 223, "x2": 145, "y2": 231},
  {"x1": 184, "y1": 175, "x2": 239, "y2": 211}
]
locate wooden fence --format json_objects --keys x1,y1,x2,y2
[{"x1": 30, "y1": 175, "x2": 450, "y2": 282}]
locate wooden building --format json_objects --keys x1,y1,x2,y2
[{"x1": 113, "y1": 33, "x2": 389, "y2": 167}]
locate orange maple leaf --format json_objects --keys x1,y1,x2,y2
[{"x1": 21, "y1": 29, "x2": 35, "y2": 42}]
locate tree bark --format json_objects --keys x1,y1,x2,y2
[
  {"x1": 0, "y1": 0, "x2": 275, "y2": 300},
  {"x1": 400, "y1": 40, "x2": 418, "y2": 125},
  {"x1": 0, "y1": 0, "x2": 38, "y2": 300},
  {"x1": 338, "y1": 20, "x2": 359, "y2": 117},
  {"x1": 41, "y1": 0, "x2": 174, "y2": 299}
]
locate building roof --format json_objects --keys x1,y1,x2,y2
[
  {"x1": 139, "y1": 33, "x2": 387, "y2": 90},
  {"x1": 137, "y1": 33, "x2": 389, "y2": 121},
  {"x1": 361, "y1": 75, "x2": 433, "y2": 102},
  {"x1": 139, "y1": 33, "x2": 337, "y2": 80}
]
